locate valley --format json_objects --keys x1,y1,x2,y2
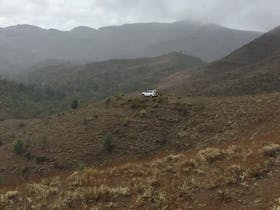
[
  {"x1": 0, "y1": 21, "x2": 280, "y2": 210},
  {"x1": 19, "y1": 52, "x2": 204, "y2": 101}
]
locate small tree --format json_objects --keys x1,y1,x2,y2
[
  {"x1": 0, "y1": 176, "x2": 4, "y2": 185},
  {"x1": 71, "y1": 100, "x2": 79, "y2": 109},
  {"x1": 103, "y1": 133, "x2": 113, "y2": 152},
  {"x1": 79, "y1": 162, "x2": 87, "y2": 170},
  {"x1": 36, "y1": 156, "x2": 48, "y2": 164},
  {"x1": 14, "y1": 140, "x2": 24, "y2": 155}
]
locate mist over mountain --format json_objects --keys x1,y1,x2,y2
[
  {"x1": 0, "y1": 21, "x2": 260, "y2": 75},
  {"x1": 20, "y1": 52, "x2": 204, "y2": 101},
  {"x1": 159, "y1": 25, "x2": 280, "y2": 96}
]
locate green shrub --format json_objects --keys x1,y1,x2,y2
[
  {"x1": 14, "y1": 140, "x2": 24, "y2": 155},
  {"x1": 0, "y1": 176, "x2": 4, "y2": 185},
  {"x1": 79, "y1": 162, "x2": 87, "y2": 170},
  {"x1": 36, "y1": 156, "x2": 48, "y2": 164},
  {"x1": 71, "y1": 100, "x2": 79, "y2": 109},
  {"x1": 22, "y1": 167, "x2": 31, "y2": 175},
  {"x1": 103, "y1": 133, "x2": 113, "y2": 152}
]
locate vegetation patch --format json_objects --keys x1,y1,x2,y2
[
  {"x1": 71, "y1": 100, "x2": 79, "y2": 109},
  {"x1": 35, "y1": 156, "x2": 48, "y2": 164},
  {"x1": 1, "y1": 140, "x2": 279, "y2": 209},
  {"x1": 0, "y1": 176, "x2": 4, "y2": 185},
  {"x1": 14, "y1": 140, "x2": 24, "y2": 155},
  {"x1": 262, "y1": 143, "x2": 280, "y2": 157},
  {"x1": 103, "y1": 133, "x2": 113, "y2": 152},
  {"x1": 79, "y1": 163, "x2": 87, "y2": 171},
  {"x1": 128, "y1": 98, "x2": 146, "y2": 109},
  {"x1": 197, "y1": 148, "x2": 225, "y2": 163},
  {"x1": 83, "y1": 116, "x2": 94, "y2": 125}
]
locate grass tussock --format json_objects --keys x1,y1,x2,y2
[{"x1": 1, "y1": 139, "x2": 280, "y2": 210}]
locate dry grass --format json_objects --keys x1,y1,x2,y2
[
  {"x1": 1, "y1": 134, "x2": 280, "y2": 210},
  {"x1": 262, "y1": 143, "x2": 280, "y2": 157},
  {"x1": 1, "y1": 93, "x2": 280, "y2": 185}
]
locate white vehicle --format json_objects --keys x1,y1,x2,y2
[{"x1": 142, "y1": 89, "x2": 158, "y2": 97}]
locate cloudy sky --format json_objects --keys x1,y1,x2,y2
[{"x1": 0, "y1": 0, "x2": 279, "y2": 31}]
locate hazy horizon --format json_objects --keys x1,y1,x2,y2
[
  {"x1": 0, "y1": 0, "x2": 279, "y2": 32},
  {"x1": 0, "y1": 20, "x2": 267, "y2": 32}
]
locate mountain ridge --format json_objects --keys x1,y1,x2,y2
[
  {"x1": 158, "y1": 25, "x2": 280, "y2": 96},
  {"x1": 0, "y1": 21, "x2": 261, "y2": 75}
]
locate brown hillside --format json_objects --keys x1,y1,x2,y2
[
  {"x1": 0, "y1": 129, "x2": 280, "y2": 209},
  {"x1": 20, "y1": 52, "x2": 204, "y2": 101},
  {"x1": 1, "y1": 93, "x2": 280, "y2": 185},
  {"x1": 158, "y1": 26, "x2": 280, "y2": 96},
  {"x1": 223, "y1": 25, "x2": 280, "y2": 64}
]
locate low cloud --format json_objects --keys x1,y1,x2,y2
[{"x1": 0, "y1": 0, "x2": 279, "y2": 31}]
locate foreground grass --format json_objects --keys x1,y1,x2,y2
[{"x1": 1, "y1": 136, "x2": 280, "y2": 210}]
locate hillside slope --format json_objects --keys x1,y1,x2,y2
[
  {"x1": 0, "y1": 93, "x2": 280, "y2": 185},
  {"x1": 159, "y1": 26, "x2": 280, "y2": 96},
  {"x1": 0, "y1": 21, "x2": 260, "y2": 74},
  {"x1": 2, "y1": 139, "x2": 280, "y2": 210},
  {"x1": 144, "y1": 24, "x2": 261, "y2": 62},
  {"x1": 0, "y1": 78, "x2": 65, "y2": 119},
  {"x1": 20, "y1": 52, "x2": 204, "y2": 100}
]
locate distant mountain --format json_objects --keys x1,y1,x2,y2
[
  {"x1": 20, "y1": 52, "x2": 205, "y2": 100},
  {"x1": 158, "y1": 26, "x2": 280, "y2": 96},
  {"x1": 0, "y1": 21, "x2": 261, "y2": 74},
  {"x1": 143, "y1": 24, "x2": 261, "y2": 62}
]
